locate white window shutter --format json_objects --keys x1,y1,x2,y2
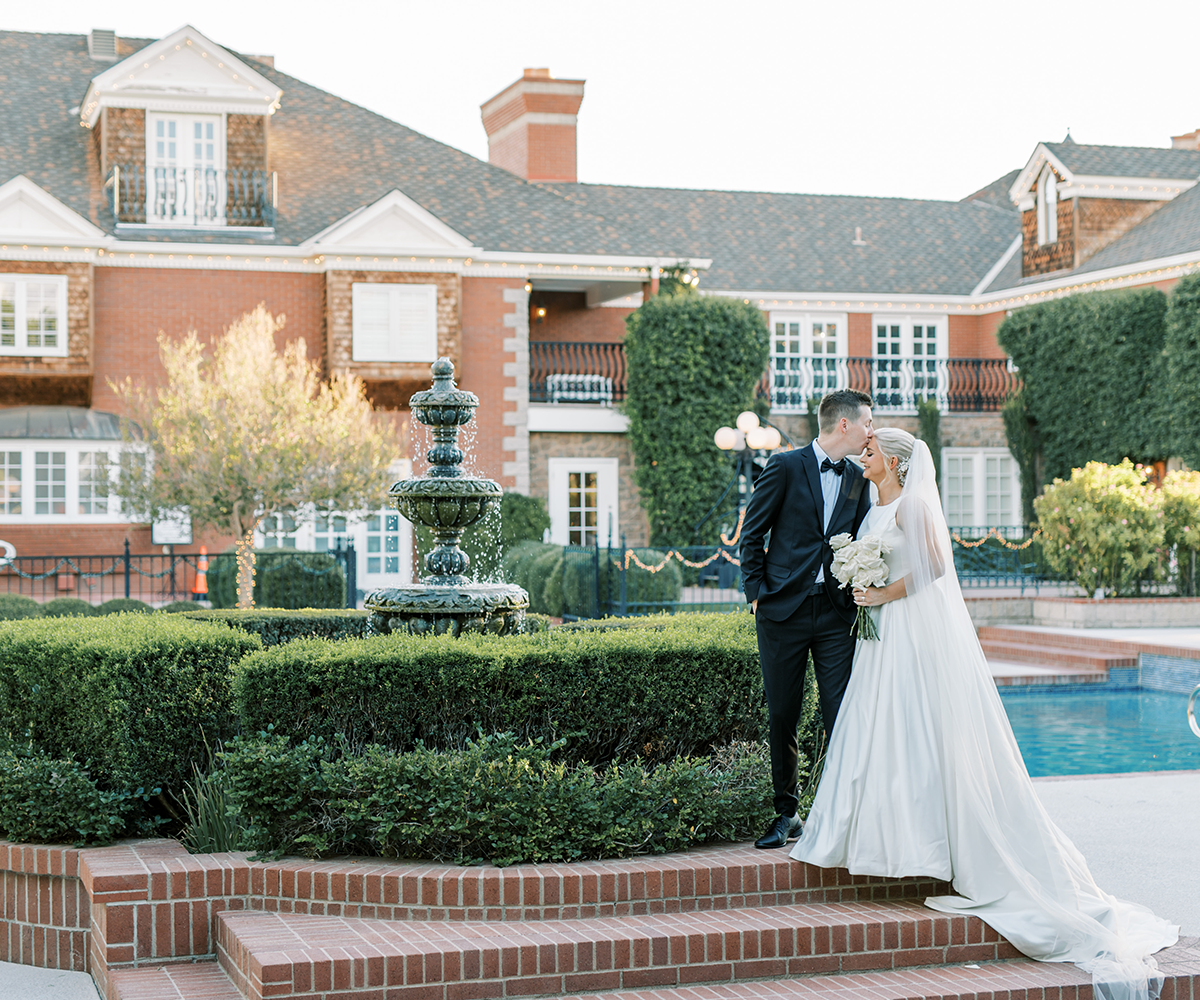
[{"x1": 352, "y1": 283, "x2": 437, "y2": 362}]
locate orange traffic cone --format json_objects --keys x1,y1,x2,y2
[{"x1": 192, "y1": 545, "x2": 209, "y2": 601}]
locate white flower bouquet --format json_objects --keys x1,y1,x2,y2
[{"x1": 829, "y1": 532, "x2": 892, "y2": 640}]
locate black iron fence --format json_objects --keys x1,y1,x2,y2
[{"x1": 0, "y1": 540, "x2": 357, "y2": 608}]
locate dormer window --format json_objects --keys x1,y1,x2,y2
[
  {"x1": 1037, "y1": 166, "x2": 1058, "y2": 245},
  {"x1": 146, "y1": 113, "x2": 225, "y2": 226}
]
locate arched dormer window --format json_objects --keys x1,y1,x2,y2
[{"x1": 1037, "y1": 165, "x2": 1058, "y2": 245}]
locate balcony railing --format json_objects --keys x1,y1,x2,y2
[
  {"x1": 769, "y1": 356, "x2": 1018, "y2": 413},
  {"x1": 530, "y1": 341, "x2": 627, "y2": 404},
  {"x1": 529, "y1": 343, "x2": 1015, "y2": 413},
  {"x1": 105, "y1": 164, "x2": 277, "y2": 228}
]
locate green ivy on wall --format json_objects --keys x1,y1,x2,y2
[
  {"x1": 1164, "y1": 273, "x2": 1200, "y2": 470},
  {"x1": 624, "y1": 292, "x2": 770, "y2": 546},
  {"x1": 997, "y1": 286, "x2": 1171, "y2": 485}
]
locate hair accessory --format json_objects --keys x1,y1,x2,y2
[{"x1": 896, "y1": 458, "x2": 910, "y2": 486}]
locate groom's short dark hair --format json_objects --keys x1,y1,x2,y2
[{"x1": 818, "y1": 389, "x2": 873, "y2": 434}]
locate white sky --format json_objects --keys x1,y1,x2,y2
[{"x1": 12, "y1": 0, "x2": 1200, "y2": 202}]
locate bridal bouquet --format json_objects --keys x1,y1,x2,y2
[{"x1": 829, "y1": 533, "x2": 892, "y2": 640}]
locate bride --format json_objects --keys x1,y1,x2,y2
[{"x1": 790, "y1": 427, "x2": 1178, "y2": 1000}]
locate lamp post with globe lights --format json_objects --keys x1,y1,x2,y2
[{"x1": 713, "y1": 410, "x2": 791, "y2": 513}]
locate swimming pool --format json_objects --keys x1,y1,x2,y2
[{"x1": 999, "y1": 689, "x2": 1200, "y2": 776}]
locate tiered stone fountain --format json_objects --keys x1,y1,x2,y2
[{"x1": 364, "y1": 358, "x2": 529, "y2": 636}]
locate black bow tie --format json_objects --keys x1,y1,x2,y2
[{"x1": 820, "y1": 458, "x2": 847, "y2": 476}]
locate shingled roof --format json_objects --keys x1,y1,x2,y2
[
  {"x1": 537, "y1": 182, "x2": 1021, "y2": 296},
  {"x1": 1044, "y1": 142, "x2": 1200, "y2": 180},
  {"x1": 0, "y1": 29, "x2": 1020, "y2": 296}
]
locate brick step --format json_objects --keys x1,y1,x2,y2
[
  {"x1": 215, "y1": 900, "x2": 1021, "y2": 1000},
  {"x1": 107, "y1": 960, "x2": 242, "y2": 1000},
  {"x1": 977, "y1": 638, "x2": 1129, "y2": 670},
  {"x1": 978, "y1": 627, "x2": 1145, "y2": 658},
  {"x1": 547, "y1": 935, "x2": 1200, "y2": 1000}
]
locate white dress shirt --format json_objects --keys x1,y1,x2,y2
[{"x1": 810, "y1": 439, "x2": 844, "y2": 584}]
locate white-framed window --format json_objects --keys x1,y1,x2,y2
[
  {"x1": 871, "y1": 316, "x2": 947, "y2": 411},
  {"x1": 0, "y1": 275, "x2": 68, "y2": 357},
  {"x1": 351, "y1": 283, "x2": 438, "y2": 363},
  {"x1": 0, "y1": 443, "x2": 125, "y2": 523},
  {"x1": 942, "y1": 447, "x2": 1020, "y2": 529},
  {"x1": 145, "y1": 112, "x2": 226, "y2": 226},
  {"x1": 547, "y1": 458, "x2": 619, "y2": 547},
  {"x1": 766, "y1": 312, "x2": 849, "y2": 412},
  {"x1": 258, "y1": 511, "x2": 300, "y2": 549},
  {"x1": 1037, "y1": 165, "x2": 1058, "y2": 246}
]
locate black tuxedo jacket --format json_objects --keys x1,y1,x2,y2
[{"x1": 740, "y1": 444, "x2": 873, "y2": 623}]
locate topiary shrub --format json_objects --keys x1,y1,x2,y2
[
  {"x1": 563, "y1": 547, "x2": 683, "y2": 616},
  {"x1": 417, "y1": 491, "x2": 551, "y2": 583},
  {"x1": 221, "y1": 731, "x2": 773, "y2": 865},
  {"x1": 1164, "y1": 272, "x2": 1200, "y2": 469},
  {"x1": 624, "y1": 293, "x2": 770, "y2": 545},
  {"x1": 40, "y1": 598, "x2": 97, "y2": 618},
  {"x1": 234, "y1": 613, "x2": 765, "y2": 766},
  {"x1": 175, "y1": 608, "x2": 370, "y2": 646},
  {"x1": 207, "y1": 550, "x2": 346, "y2": 610},
  {"x1": 1033, "y1": 460, "x2": 1165, "y2": 597},
  {"x1": 0, "y1": 742, "x2": 129, "y2": 844},
  {"x1": 502, "y1": 540, "x2": 549, "y2": 588},
  {"x1": 531, "y1": 547, "x2": 566, "y2": 616},
  {"x1": 97, "y1": 598, "x2": 153, "y2": 615},
  {"x1": 0, "y1": 595, "x2": 42, "y2": 620},
  {"x1": 0, "y1": 615, "x2": 260, "y2": 824}
]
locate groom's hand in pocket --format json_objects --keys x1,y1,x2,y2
[{"x1": 750, "y1": 600, "x2": 757, "y2": 614}]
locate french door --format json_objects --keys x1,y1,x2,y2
[{"x1": 145, "y1": 113, "x2": 224, "y2": 225}]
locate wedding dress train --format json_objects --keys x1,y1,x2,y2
[{"x1": 790, "y1": 443, "x2": 1178, "y2": 1000}]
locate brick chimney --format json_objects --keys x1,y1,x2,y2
[
  {"x1": 1171, "y1": 128, "x2": 1200, "y2": 150},
  {"x1": 481, "y1": 68, "x2": 585, "y2": 183}
]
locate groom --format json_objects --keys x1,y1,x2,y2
[{"x1": 740, "y1": 389, "x2": 874, "y2": 848}]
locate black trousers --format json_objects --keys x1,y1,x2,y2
[{"x1": 755, "y1": 590, "x2": 855, "y2": 816}]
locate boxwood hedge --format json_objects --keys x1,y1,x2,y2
[{"x1": 234, "y1": 612, "x2": 765, "y2": 764}]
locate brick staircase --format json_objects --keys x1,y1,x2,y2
[
  {"x1": 978, "y1": 626, "x2": 1139, "y2": 685},
  {"x1": 79, "y1": 841, "x2": 1199, "y2": 1000}
]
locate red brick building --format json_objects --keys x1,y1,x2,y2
[{"x1": 3, "y1": 26, "x2": 1200, "y2": 596}]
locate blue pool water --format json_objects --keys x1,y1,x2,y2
[{"x1": 999, "y1": 689, "x2": 1200, "y2": 776}]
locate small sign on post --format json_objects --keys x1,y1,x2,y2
[{"x1": 152, "y1": 511, "x2": 193, "y2": 546}]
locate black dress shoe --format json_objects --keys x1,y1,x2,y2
[{"x1": 754, "y1": 813, "x2": 803, "y2": 849}]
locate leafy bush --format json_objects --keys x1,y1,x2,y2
[
  {"x1": 625, "y1": 294, "x2": 770, "y2": 545},
  {"x1": 207, "y1": 550, "x2": 346, "y2": 610},
  {"x1": 0, "y1": 616, "x2": 260, "y2": 815},
  {"x1": 234, "y1": 613, "x2": 765, "y2": 765},
  {"x1": 998, "y1": 287, "x2": 1171, "y2": 484},
  {"x1": 0, "y1": 742, "x2": 129, "y2": 844},
  {"x1": 1164, "y1": 273, "x2": 1200, "y2": 468},
  {"x1": 0, "y1": 595, "x2": 42, "y2": 620},
  {"x1": 501, "y1": 542, "x2": 563, "y2": 616},
  {"x1": 40, "y1": 598, "x2": 97, "y2": 618},
  {"x1": 175, "y1": 608, "x2": 370, "y2": 646},
  {"x1": 1162, "y1": 470, "x2": 1200, "y2": 595},
  {"x1": 417, "y1": 491, "x2": 551, "y2": 583},
  {"x1": 563, "y1": 548, "x2": 683, "y2": 615},
  {"x1": 1033, "y1": 460, "x2": 1166, "y2": 596},
  {"x1": 97, "y1": 598, "x2": 152, "y2": 615},
  {"x1": 1002, "y1": 388, "x2": 1040, "y2": 526},
  {"x1": 158, "y1": 600, "x2": 201, "y2": 613},
  {"x1": 520, "y1": 613, "x2": 552, "y2": 634},
  {"x1": 222, "y1": 731, "x2": 772, "y2": 865},
  {"x1": 916, "y1": 398, "x2": 941, "y2": 485}
]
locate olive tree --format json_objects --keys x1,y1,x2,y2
[{"x1": 115, "y1": 306, "x2": 392, "y2": 608}]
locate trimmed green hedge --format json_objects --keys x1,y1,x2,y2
[
  {"x1": 97, "y1": 598, "x2": 152, "y2": 615},
  {"x1": 176, "y1": 608, "x2": 370, "y2": 646},
  {"x1": 0, "y1": 615, "x2": 260, "y2": 809},
  {"x1": 0, "y1": 595, "x2": 42, "y2": 620},
  {"x1": 207, "y1": 550, "x2": 346, "y2": 610},
  {"x1": 234, "y1": 613, "x2": 765, "y2": 764},
  {"x1": 222, "y1": 731, "x2": 772, "y2": 865},
  {"x1": 563, "y1": 547, "x2": 682, "y2": 614},
  {"x1": 41, "y1": 598, "x2": 97, "y2": 618}
]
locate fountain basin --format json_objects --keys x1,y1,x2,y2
[
  {"x1": 365, "y1": 582, "x2": 527, "y2": 636},
  {"x1": 389, "y1": 476, "x2": 503, "y2": 532}
]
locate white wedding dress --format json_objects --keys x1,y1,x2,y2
[{"x1": 790, "y1": 442, "x2": 1178, "y2": 1000}]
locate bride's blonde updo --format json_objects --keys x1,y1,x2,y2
[{"x1": 872, "y1": 427, "x2": 916, "y2": 485}]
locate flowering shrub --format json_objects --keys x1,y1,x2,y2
[
  {"x1": 1162, "y1": 470, "x2": 1200, "y2": 594},
  {"x1": 1034, "y1": 460, "x2": 1165, "y2": 597}
]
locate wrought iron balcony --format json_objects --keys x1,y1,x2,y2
[
  {"x1": 105, "y1": 164, "x2": 277, "y2": 229},
  {"x1": 769, "y1": 356, "x2": 1018, "y2": 413},
  {"x1": 530, "y1": 341, "x2": 626, "y2": 404}
]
